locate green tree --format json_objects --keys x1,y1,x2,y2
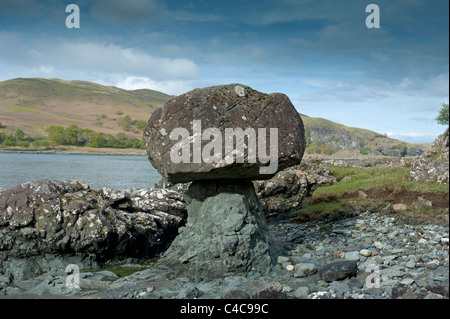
[
  {"x1": 88, "y1": 132, "x2": 107, "y2": 148},
  {"x1": 15, "y1": 129, "x2": 25, "y2": 141},
  {"x1": 135, "y1": 120, "x2": 147, "y2": 131},
  {"x1": 63, "y1": 124, "x2": 82, "y2": 145},
  {"x1": 436, "y1": 102, "x2": 449, "y2": 125},
  {"x1": 18, "y1": 141, "x2": 30, "y2": 148},
  {"x1": 47, "y1": 125, "x2": 65, "y2": 145},
  {"x1": 1, "y1": 134, "x2": 16, "y2": 147}
]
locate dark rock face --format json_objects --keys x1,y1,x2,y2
[
  {"x1": 0, "y1": 179, "x2": 186, "y2": 260},
  {"x1": 410, "y1": 128, "x2": 449, "y2": 185},
  {"x1": 144, "y1": 84, "x2": 305, "y2": 184},
  {"x1": 319, "y1": 260, "x2": 358, "y2": 282},
  {"x1": 157, "y1": 180, "x2": 277, "y2": 281}
]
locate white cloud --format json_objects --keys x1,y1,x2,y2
[
  {"x1": 115, "y1": 76, "x2": 193, "y2": 95},
  {"x1": 55, "y1": 42, "x2": 199, "y2": 81},
  {"x1": 0, "y1": 32, "x2": 199, "y2": 82}
]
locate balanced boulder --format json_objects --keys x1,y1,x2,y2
[
  {"x1": 146, "y1": 84, "x2": 306, "y2": 280},
  {"x1": 144, "y1": 84, "x2": 305, "y2": 184}
]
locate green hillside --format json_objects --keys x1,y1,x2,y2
[
  {"x1": 301, "y1": 115, "x2": 429, "y2": 157},
  {"x1": 0, "y1": 78, "x2": 173, "y2": 138}
]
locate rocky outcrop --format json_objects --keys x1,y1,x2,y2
[
  {"x1": 303, "y1": 116, "x2": 425, "y2": 157},
  {"x1": 0, "y1": 179, "x2": 187, "y2": 261},
  {"x1": 144, "y1": 84, "x2": 305, "y2": 183},
  {"x1": 144, "y1": 84, "x2": 306, "y2": 280},
  {"x1": 254, "y1": 156, "x2": 336, "y2": 213},
  {"x1": 410, "y1": 128, "x2": 449, "y2": 185}
]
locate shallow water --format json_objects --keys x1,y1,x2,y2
[{"x1": 0, "y1": 152, "x2": 161, "y2": 191}]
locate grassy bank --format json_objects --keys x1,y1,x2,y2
[
  {"x1": 315, "y1": 166, "x2": 449, "y2": 199},
  {"x1": 294, "y1": 165, "x2": 449, "y2": 223}
]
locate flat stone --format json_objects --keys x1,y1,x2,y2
[
  {"x1": 426, "y1": 261, "x2": 440, "y2": 270},
  {"x1": 344, "y1": 251, "x2": 360, "y2": 261},
  {"x1": 252, "y1": 282, "x2": 287, "y2": 299},
  {"x1": 294, "y1": 263, "x2": 317, "y2": 278},
  {"x1": 319, "y1": 260, "x2": 358, "y2": 282},
  {"x1": 392, "y1": 203, "x2": 408, "y2": 212},
  {"x1": 293, "y1": 286, "x2": 310, "y2": 299},
  {"x1": 277, "y1": 256, "x2": 290, "y2": 264}
]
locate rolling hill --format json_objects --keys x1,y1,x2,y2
[
  {"x1": 0, "y1": 78, "x2": 429, "y2": 156},
  {"x1": 302, "y1": 115, "x2": 429, "y2": 157},
  {"x1": 0, "y1": 78, "x2": 172, "y2": 138}
]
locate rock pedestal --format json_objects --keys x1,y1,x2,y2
[
  {"x1": 145, "y1": 84, "x2": 306, "y2": 280},
  {"x1": 158, "y1": 180, "x2": 277, "y2": 281}
]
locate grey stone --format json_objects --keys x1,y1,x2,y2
[
  {"x1": 253, "y1": 157, "x2": 335, "y2": 212},
  {"x1": 359, "y1": 249, "x2": 371, "y2": 257},
  {"x1": 157, "y1": 180, "x2": 277, "y2": 281},
  {"x1": 347, "y1": 277, "x2": 364, "y2": 290},
  {"x1": 0, "y1": 179, "x2": 187, "y2": 261},
  {"x1": 391, "y1": 282, "x2": 414, "y2": 299},
  {"x1": 178, "y1": 286, "x2": 203, "y2": 299},
  {"x1": 329, "y1": 281, "x2": 351, "y2": 298},
  {"x1": 410, "y1": 128, "x2": 449, "y2": 185},
  {"x1": 277, "y1": 256, "x2": 289, "y2": 264},
  {"x1": 425, "y1": 282, "x2": 449, "y2": 296},
  {"x1": 294, "y1": 263, "x2": 317, "y2": 278},
  {"x1": 223, "y1": 289, "x2": 251, "y2": 299},
  {"x1": 252, "y1": 282, "x2": 287, "y2": 299},
  {"x1": 319, "y1": 260, "x2": 358, "y2": 282},
  {"x1": 344, "y1": 251, "x2": 360, "y2": 261},
  {"x1": 426, "y1": 261, "x2": 440, "y2": 270},
  {"x1": 293, "y1": 286, "x2": 310, "y2": 299},
  {"x1": 143, "y1": 84, "x2": 306, "y2": 183}
]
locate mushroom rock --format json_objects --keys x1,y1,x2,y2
[{"x1": 144, "y1": 84, "x2": 306, "y2": 280}]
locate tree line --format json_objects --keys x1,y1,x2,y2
[{"x1": 0, "y1": 124, "x2": 144, "y2": 149}]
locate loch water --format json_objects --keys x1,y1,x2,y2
[{"x1": 0, "y1": 152, "x2": 161, "y2": 191}]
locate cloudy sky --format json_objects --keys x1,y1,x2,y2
[{"x1": 0, "y1": 0, "x2": 448, "y2": 143}]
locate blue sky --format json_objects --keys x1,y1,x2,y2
[{"x1": 0, "y1": 0, "x2": 448, "y2": 143}]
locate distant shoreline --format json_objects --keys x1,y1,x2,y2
[{"x1": 0, "y1": 148, "x2": 146, "y2": 156}]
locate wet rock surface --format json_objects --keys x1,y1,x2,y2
[
  {"x1": 0, "y1": 179, "x2": 187, "y2": 261},
  {"x1": 1, "y1": 204, "x2": 448, "y2": 299}
]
